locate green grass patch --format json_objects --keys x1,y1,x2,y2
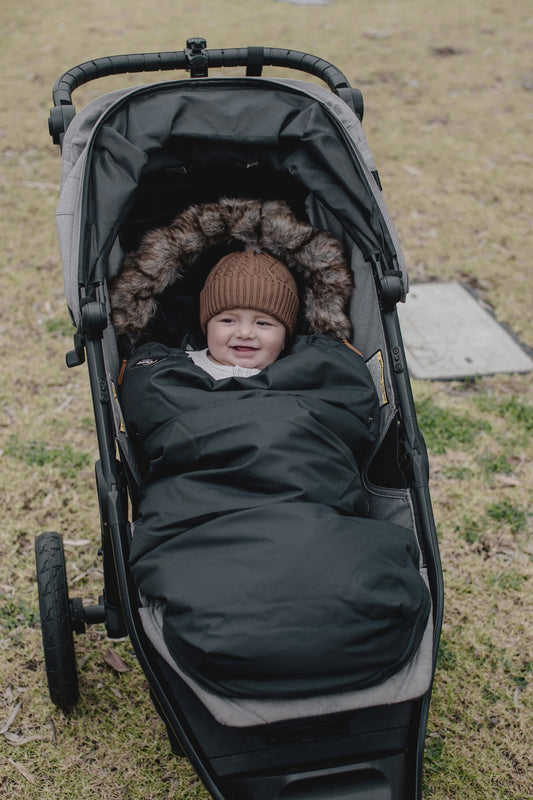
[
  {"x1": 487, "y1": 568, "x2": 527, "y2": 593},
  {"x1": 5, "y1": 435, "x2": 90, "y2": 478},
  {"x1": 0, "y1": 597, "x2": 39, "y2": 634},
  {"x1": 509, "y1": 660, "x2": 533, "y2": 690},
  {"x1": 456, "y1": 515, "x2": 483, "y2": 544},
  {"x1": 435, "y1": 635, "x2": 457, "y2": 671},
  {"x1": 442, "y1": 464, "x2": 474, "y2": 480},
  {"x1": 486, "y1": 500, "x2": 528, "y2": 534},
  {"x1": 479, "y1": 453, "x2": 512, "y2": 475},
  {"x1": 474, "y1": 394, "x2": 533, "y2": 432},
  {"x1": 45, "y1": 316, "x2": 75, "y2": 337},
  {"x1": 415, "y1": 398, "x2": 491, "y2": 454},
  {"x1": 424, "y1": 733, "x2": 445, "y2": 775},
  {"x1": 456, "y1": 501, "x2": 528, "y2": 544}
]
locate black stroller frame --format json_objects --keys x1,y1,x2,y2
[{"x1": 36, "y1": 39, "x2": 443, "y2": 800}]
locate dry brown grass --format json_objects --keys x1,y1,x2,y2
[{"x1": 1, "y1": 1, "x2": 532, "y2": 798}]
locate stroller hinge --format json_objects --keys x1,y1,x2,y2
[
  {"x1": 185, "y1": 37, "x2": 208, "y2": 78},
  {"x1": 371, "y1": 254, "x2": 406, "y2": 311},
  {"x1": 66, "y1": 292, "x2": 107, "y2": 368},
  {"x1": 337, "y1": 87, "x2": 364, "y2": 122},
  {"x1": 48, "y1": 102, "x2": 76, "y2": 147},
  {"x1": 82, "y1": 300, "x2": 107, "y2": 336}
]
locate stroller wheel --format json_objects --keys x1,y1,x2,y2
[{"x1": 35, "y1": 532, "x2": 79, "y2": 709}]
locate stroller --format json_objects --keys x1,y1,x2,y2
[{"x1": 36, "y1": 40, "x2": 443, "y2": 800}]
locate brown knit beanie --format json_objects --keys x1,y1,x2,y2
[{"x1": 199, "y1": 251, "x2": 300, "y2": 335}]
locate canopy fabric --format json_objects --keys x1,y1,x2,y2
[{"x1": 55, "y1": 78, "x2": 407, "y2": 325}]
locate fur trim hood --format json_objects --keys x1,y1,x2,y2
[{"x1": 109, "y1": 198, "x2": 354, "y2": 341}]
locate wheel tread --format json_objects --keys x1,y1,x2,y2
[{"x1": 35, "y1": 532, "x2": 79, "y2": 709}]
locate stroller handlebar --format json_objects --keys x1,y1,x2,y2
[
  {"x1": 51, "y1": 51, "x2": 189, "y2": 107},
  {"x1": 49, "y1": 40, "x2": 363, "y2": 144}
]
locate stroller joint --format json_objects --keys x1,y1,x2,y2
[
  {"x1": 69, "y1": 596, "x2": 106, "y2": 634},
  {"x1": 371, "y1": 254, "x2": 406, "y2": 311},
  {"x1": 48, "y1": 102, "x2": 76, "y2": 146}
]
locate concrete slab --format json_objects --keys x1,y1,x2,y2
[{"x1": 396, "y1": 282, "x2": 533, "y2": 380}]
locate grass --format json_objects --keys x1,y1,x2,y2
[
  {"x1": 1, "y1": 0, "x2": 532, "y2": 798},
  {"x1": 415, "y1": 398, "x2": 492, "y2": 454},
  {"x1": 4, "y1": 437, "x2": 90, "y2": 478}
]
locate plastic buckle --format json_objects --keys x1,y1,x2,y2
[{"x1": 185, "y1": 37, "x2": 208, "y2": 78}]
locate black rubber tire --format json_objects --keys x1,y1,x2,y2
[{"x1": 35, "y1": 532, "x2": 79, "y2": 709}]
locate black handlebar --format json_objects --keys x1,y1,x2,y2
[
  {"x1": 49, "y1": 39, "x2": 362, "y2": 144},
  {"x1": 52, "y1": 50, "x2": 189, "y2": 107},
  {"x1": 52, "y1": 42, "x2": 351, "y2": 106}
]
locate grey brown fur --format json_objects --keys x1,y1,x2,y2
[{"x1": 109, "y1": 198, "x2": 354, "y2": 340}]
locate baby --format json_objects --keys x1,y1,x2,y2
[{"x1": 188, "y1": 250, "x2": 300, "y2": 380}]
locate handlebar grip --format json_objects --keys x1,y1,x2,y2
[
  {"x1": 205, "y1": 47, "x2": 351, "y2": 93},
  {"x1": 52, "y1": 43, "x2": 351, "y2": 106},
  {"x1": 52, "y1": 51, "x2": 189, "y2": 107}
]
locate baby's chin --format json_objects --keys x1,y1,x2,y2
[{"x1": 230, "y1": 355, "x2": 267, "y2": 369}]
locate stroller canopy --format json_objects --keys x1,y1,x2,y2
[{"x1": 56, "y1": 77, "x2": 407, "y2": 326}]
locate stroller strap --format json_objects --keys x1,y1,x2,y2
[{"x1": 246, "y1": 47, "x2": 264, "y2": 77}]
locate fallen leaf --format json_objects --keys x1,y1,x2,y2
[
  {"x1": 494, "y1": 474, "x2": 520, "y2": 487},
  {"x1": 4, "y1": 732, "x2": 42, "y2": 745},
  {"x1": 8, "y1": 758, "x2": 36, "y2": 784},
  {"x1": 103, "y1": 648, "x2": 129, "y2": 673},
  {"x1": 70, "y1": 571, "x2": 89, "y2": 584},
  {"x1": 0, "y1": 703, "x2": 21, "y2": 735},
  {"x1": 431, "y1": 46, "x2": 468, "y2": 57},
  {"x1": 63, "y1": 539, "x2": 91, "y2": 548}
]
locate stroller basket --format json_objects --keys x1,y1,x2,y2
[{"x1": 36, "y1": 39, "x2": 443, "y2": 800}]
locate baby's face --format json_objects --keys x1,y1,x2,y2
[{"x1": 206, "y1": 308, "x2": 286, "y2": 370}]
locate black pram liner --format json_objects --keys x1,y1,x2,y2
[{"x1": 121, "y1": 334, "x2": 431, "y2": 699}]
